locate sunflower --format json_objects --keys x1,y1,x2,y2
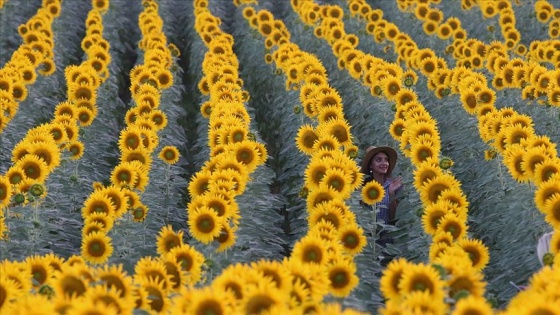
[
  {"x1": 215, "y1": 225, "x2": 237, "y2": 253},
  {"x1": 389, "y1": 118, "x2": 406, "y2": 141},
  {"x1": 110, "y1": 162, "x2": 139, "y2": 188},
  {"x1": 99, "y1": 185, "x2": 129, "y2": 218},
  {"x1": 241, "y1": 276, "x2": 286, "y2": 315},
  {"x1": 447, "y1": 268, "x2": 486, "y2": 299},
  {"x1": 337, "y1": 224, "x2": 366, "y2": 256},
  {"x1": 319, "y1": 167, "x2": 353, "y2": 198},
  {"x1": 308, "y1": 202, "x2": 345, "y2": 229},
  {"x1": 0, "y1": 176, "x2": 12, "y2": 208},
  {"x1": 84, "y1": 212, "x2": 114, "y2": 232},
  {"x1": 66, "y1": 141, "x2": 85, "y2": 160},
  {"x1": 398, "y1": 262, "x2": 445, "y2": 299},
  {"x1": 379, "y1": 258, "x2": 412, "y2": 300},
  {"x1": 212, "y1": 264, "x2": 257, "y2": 303},
  {"x1": 543, "y1": 193, "x2": 560, "y2": 228},
  {"x1": 435, "y1": 213, "x2": 467, "y2": 240},
  {"x1": 421, "y1": 201, "x2": 452, "y2": 235},
  {"x1": 137, "y1": 277, "x2": 172, "y2": 314},
  {"x1": 158, "y1": 145, "x2": 180, "y2": 165},
  {"x1": 121, "y1": 147, "x2": 152, "y2": 169},
  {"x1": 413, "y1": 161, "x2": 442, "y2": 191},
  {"x1": 326, "y1": 257, "x2": 358, "y2": 298},
  {"x1": 534, "y1": 157, "x2": 560, "y2": 185},
  {"x1": 503, "y1": 145, "x2": 530, "y2": 182},
  {"x1": 156, "y1": 225, "x2": 184, "y2": 255},
  {"x1": 306, "y1": 186, "x2": 338, "y2": 210},
  {"x1": 410, "y1": 140, "x2": 439, "y2": 166},
  {"x1": 229, "y1": 140, "x2": 264, "y2": 171},
  {"x1": 184, "y1": 286, "x2": 232, "y2": 315},
  {"x1": 455, "y1": 238, "x2": 489, "y2": 271},
  {"x1": 188, "y1": 170, "x2": 213, "y2": 197},
  {"x1": 361, "y1": 180, "x2": 385, "y2": 205},
  {"x1": 81, "y1": 190, "x2": 116, "y2": 218},
  {"x1": 15, "y1": 154, "x2": 49, "y2": 182},
  {"x1": 420, "y1": 173, "x2": 458, "y2": 205},
  {"x1": 25, "y1": 255, "x2": 54, "y2": 288},
  {"x1": 168, "y1": 244, "x2": 205, "y2": 284},
  {"x1": 248, "y1": 260, "x2": 290, "y2": 293},
  {"x1": 451, "y1": 295, "x2": 494, "y2": 315},
  {"x1": 188, "y1": 206, "x2": 225, "y2": 244},
  {"x1": 135, "y1": 256, "x2": 173, "y2": 294},
  {"x1": 130, "y1": 203, "x2": 149, "y2": 222},
  {"x1": 400, "y1": 290, "x2": 448, "y2": 314},
  {"x1": 0, "y1": 275, "x2": 21, "y2": 312},
  {"x1": 81, "y1": 231, "x2": 113, "y2": 265},
  {"x1": 291, "y1": 235, "x2": 331, "y2": 266},
  {"x1": 521, "y1": 146, "x2": 549, "y2": 180},
  {"x1": 52, "y1": 266, "x2": 89, "y2": 299}
]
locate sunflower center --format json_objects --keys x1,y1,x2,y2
[
  {"x1": 164, "y1": 151, "x2": 176, "y2": 160},
  {"x1": 198, "y1": 216, "x2": 215, "y2": 233},
  {"x1": 119, "y1": 172, "x2": 131, "y2": 182},
  {"x1": 133, "y1": 209, "x2": 144, "y2": 219},
  {"x1": 61, "y1": 275, "x2": 87, "y2": 297},
  {"x1": 127, "y1": 137, "x2": 139, "y2": 148},
  {"x1": 246, "y1": 294, "x2": 274, "y2": 314},
  {"x1": 90, "y1": 241, "x2": 104, "y2": 256},
  {"x1": 343, "y1": 234, "x2": 358, "y2": 248},
  {"x1": 367, "y1": 188, "x2": 379, "y2": 199},
  {"x1": 26, "y1": 166, "x2": 38, "y2": 178},
  {"x1": 70, "y1": 146, "x2": 80, "y2": 155},
  {"x1": 9, "y1": 174, "x2": 22, "y2": 184},
  {"x1": 331, "y1": 271, "x2": 349, "y2": 288}
]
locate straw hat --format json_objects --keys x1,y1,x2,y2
[{"x1": 361, "y1": 146, "x2": 398, "y2": 176}]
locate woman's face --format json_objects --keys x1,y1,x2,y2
[{"x1": 370, "y1": 152, "x2": 389, "y2": 176}]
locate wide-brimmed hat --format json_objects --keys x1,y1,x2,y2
[{"x1": 361, "y1": 146, "x2": 398, "y2": 176}]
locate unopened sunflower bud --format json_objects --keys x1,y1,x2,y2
[
  {"x1": 13, "y1": 193, "x2": 25, "y2": 204},
  {"x1": 30, "y1": 184, "x2": 44, "y2": 197},
  {"x1": 404, "y1": 76, "x2": 414, "y2": 87},
  {"x1": 440, "y1": 157, "x2": 454, "y2": 170},
  {"x1": 299, "y1": 187, "x2": 309, "y2": 198},
  {"x1": 543, "y1": 253, "x2": 554, "y2": 266}
]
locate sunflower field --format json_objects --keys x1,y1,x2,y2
[{"x1": 1, "y1": 0, "x2": 560, "y2": 313}]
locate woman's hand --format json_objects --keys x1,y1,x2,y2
[{"x1": 388, "y1": 176, "x2": 403, "y2": 196}]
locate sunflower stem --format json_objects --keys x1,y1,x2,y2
[{"x1": 496, "y1": 156, "x2": 506, "y2": 191}]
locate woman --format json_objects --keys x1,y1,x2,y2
[{"x1": 361, "y1": 146, "x2": 404, "y2": 226}]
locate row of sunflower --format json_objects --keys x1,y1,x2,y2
[
  {"x1": 0, "y1": 1, "x2": 125, "y2": 313},
  {"x1": 0, "y1": 1, "x2": 110, "y2": 238},
  {"x1": 78, "y1": 0, "x2": 182, "y2": 266},
  {"x1": 289, "y1": 1, "x2": 493, "y2": 313},
  {"x1": 349, "y1": 0, "x2": 560, "y2": 312},
  {"x1": 462, "y1": 0, "x2": 560, "y2": 107},
  {"x1": 241, "y1": 2, "x2": 399, "y2": 312},
  {"x1": 0, "y1": 0, "x2": 211, "y2": 313},
  {"x1": 185, "y1": 0, "x2": 268, "y2": 251},
  {"x1": 0, "y1": 0, "x2": 60, "y2": 133},
  {"x1": 534, "y1": 0, "x2": 560, "y2": 39},
  {"x1": 400, "y1": 0, "x2": 560, "y2": 108}
]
